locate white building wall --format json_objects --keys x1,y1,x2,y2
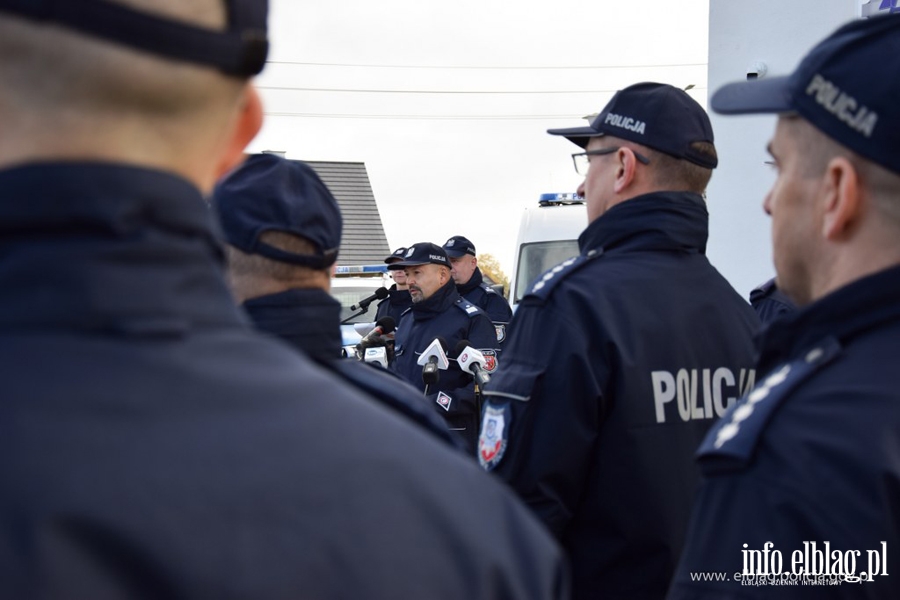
[{"x1": 705, "y1": 0, "x2": 864, "y2": 299}]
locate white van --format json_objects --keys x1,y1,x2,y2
[
  {"x1": 508, "y1": 193, "x2": 587, "y2": 310},
  {"x1": 330, "y1": 265, "x2": 391, "y2": 356}
]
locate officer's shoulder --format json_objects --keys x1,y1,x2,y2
[
  {"x1": 479, "y1": 282, "x2": 500, "y2": 296},
  {"x1": 523, "y1": 251, "x2": 601, "y2": 302},
  {"x1": 454, "y1": 296, "x2": 486, "y2": 318}
]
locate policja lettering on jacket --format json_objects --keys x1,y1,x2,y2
[{"x1": 651, "y1": 367, "x2": 756, "y2": 423}]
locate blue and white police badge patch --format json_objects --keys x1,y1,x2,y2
[
  {"x1": 494, "y1": 324, "x2": 506, "y2": 343},
  {"x1": 436, "y1": 391, "x2": 452, "y2": 412},
  {"x1": 478, "y1": 403, "x2": 510, "y2": 470}
]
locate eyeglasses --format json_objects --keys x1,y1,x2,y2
[{"x1": 572, "y1": 147, "x2": 651, "y2": 176}]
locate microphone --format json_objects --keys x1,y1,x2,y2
[
  {"x1": 357, "y1": 316, "x2": 396, "y2": 349},
  {"x1": 351, "y1": 286, "x2": 389, "y2": 311},
  {"x1": 417, "y1": 337, "x2": 449, "y2": 386},
  {"x1": 363, "y1": 347, "x2": 389, "y2": 368},
  {"x1": 454, "y1": 340, "x2": 491, "y2": 387}
]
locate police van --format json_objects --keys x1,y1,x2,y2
[
  {"x1": 508, "y1": 193, "x2": 587, "y2": 310},
  {"x1": 330, "y1": 264, "x2": 391, "y2": 356}
]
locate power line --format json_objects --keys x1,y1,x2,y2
[
  {"x1": 266, "y1": 60, "x2": 707, "y2": 70},
  {"x1": 257, "y1": 85, "x2": 707, "y2": 95},
  {"x1": 258, "y1": 86, "x2": 707, "y2": 95},
  {"x1": 263, "y1": 112, "x2": 584, "y2": 121}
]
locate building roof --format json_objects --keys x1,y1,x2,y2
[{"x1": 305, "y1": 161, "x2": 391, "y2": 266}]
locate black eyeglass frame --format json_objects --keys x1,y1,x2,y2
[{"x1": 572, "y1": 146, "x2": 651, "y2": 175}]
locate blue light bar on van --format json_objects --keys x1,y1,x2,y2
[
  {"x1": 538, "y1": 192, "x2": 585, "y2": 206},
  {"x1": 334, "y1": 265, "x2": 389, "y2": 275}
]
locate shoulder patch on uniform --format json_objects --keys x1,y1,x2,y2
[
  {"x1": 478, "y1": 402, "x2": 510, "y2": 470},
  {"x1": 696, "y1": 337, "x2": 842, "y2": 475},
  {"x1": 482, "y1": 349, "x2": 498, "y2": 373},
  {"x1": 524, "y1": 251, "x2": 601, "y2": 302},
  {"x1": 455, "y1": 298, "x2": 483, "y2": 318}
]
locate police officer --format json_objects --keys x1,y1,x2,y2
[
  {"x1": 443, "y1": 235, "x2": 513, "y2": 344},
  {"x1": 212, "y1": 154, "x2": 460, "y2": 449},
  {"x1": 375, "y1": 246, "x2": 413, "y2": 323},
  {"x1": 389, "y1": 243, "x2": 498, "y2": 454},
  {"x1": 0, "y1": 2, "x2": 568, "y2": 598},
  {"x1": 670, "y1": 15, "x2": 900, "y2": 599},
  {"x1": 478, "y1": 82, "x2": 760, "y2": 599},
  {"x1": 749, "y1": 277, "x2": 795, "y2": 325}
]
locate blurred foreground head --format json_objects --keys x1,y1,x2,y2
[{"x1": 0, "y1": 0, "x2": 269, "y2": 192}]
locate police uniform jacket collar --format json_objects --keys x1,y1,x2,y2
[
  {"x1": 755, "y1": 265, "x2": 900, "y2": 376},
  {"x1": 411, "y1": 277, "x2": 460, "y2": 320},
  {"x1": 578, "y1": 191, "x2": 709, "y2": 256},
  {"x1": 387, "y1": 284, "x2": 411, "y2": 302},
  {"x1": 0, "y1": 162, "x2": 245, "y2": 334},
  {"x1": 457, "y1": 266, "x2": 485, "y2": 295},
  {"x1": 241, "y1": 288, "x2": 342, "y2": 363}
]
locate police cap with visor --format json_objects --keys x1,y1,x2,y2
[
  {"x1": 212, "y1": 153, "x2": 342, "y2": 269},
  {"x1": 547, "y1": 81, "x2": 718, "y2": 169},
  {"x1": 442, "y1": 236, "x2": 477, "y2": 259},
  {"x1": 387, "y1": 243, "x2": 451, "y2": 270}
]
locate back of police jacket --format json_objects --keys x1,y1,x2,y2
[
  {"x1": 392, "y1": 278, "x2": 498, "y2": 454},
  {"x1": 241, "y1": 287, "x2": 462, "y2": 450},
  {"x1": 481, "y1": 192, "x2": 760, "y2": 599},
  {"x1": 0, "y1": 164, "x2": 567, "y2": 600}
]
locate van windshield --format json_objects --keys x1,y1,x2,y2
[{"x1": 514, "y1": 240, "x2": 580, "y2": 303}]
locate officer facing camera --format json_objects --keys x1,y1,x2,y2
[
  {"x1": 375, "y1": 246, "x2": 413, "y2": 324},
  {"x1": 389, "y1": 242, "x2": 498, "y2": 454},
  {"x1": 442, "y1": 235, "x2": 513, "y2": 344}
]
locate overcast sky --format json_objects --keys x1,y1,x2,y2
[{"x1": 248, "y1": 0, "x2": 711, "y2": 276}]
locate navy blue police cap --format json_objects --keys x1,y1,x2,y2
[
  {"x1": 442, "y1": 235, "x2": 476, "y2": 258},
  {"x1": 0, "y1": 0, "x2": 268, "y2": 77},
  {"x1": 212, "y1": 154, "x2": 342, "y2": 269},
  {"x1": 384, "y1": 247, "x2": 408, "y2": 264},
  {"x1": 711, "y1": 13, "x2": 900, "y2": 176},
  {"x1": 387, "y1": 243, "x2": 451, "y2": 270},
  {"x1": 547, "y1": 82, "x2": 718, "y2": 169}
]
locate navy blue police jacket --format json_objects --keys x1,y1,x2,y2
[
  {"x1": 375, "y1": 283, "x2": 412, "y2": 324},
  {"x1": 749, "y1": 277, "x2": 795, "y2": 325},
  {"x1": 241, "y1": 288, "x2": 462, "y2": 450},
  {"x1": 479, "y1": 192, "x2": 760, "y2": 600},
  {"x1": 0, "y1": 162, "x2": 569, "y2": 600},
  {"x1": 391, "y1": 278, "x2": 498, "y2": 454},
  {"x1": 458, "y1": 267, "x2": 513, "y2": 344},
  {"x1": 668, "y1": 265, "x2": 900, "y2": 599}
]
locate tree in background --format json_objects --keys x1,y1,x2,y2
[{"x1": 478, "y1": 253, "x2": 510, "y2": 298}]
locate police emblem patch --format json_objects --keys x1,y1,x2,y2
[
  {"x1": 478, "y1": 403, "x2": 510, "y2": 470},
  {"x1": 494, "y1": 324, "x2": 506, "y2": 343},
  {"x1": 436, "y1": 391, "x2": 452, "y2": 411},
  {"x1": 482, "y1": 350, "x2": 497, "y2": 373}
]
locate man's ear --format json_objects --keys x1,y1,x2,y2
[
  {"x1": 214, "y1": 84, "x2": 264, "y2": 183},
  {"x1": 613, "y1": 148, "x2": 639, "y2": 194},
  {"x1": 821, "y1": 156, "x2": 862, "y2": 241}
]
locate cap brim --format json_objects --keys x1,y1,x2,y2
[
  {"x1": 443, "y1": 249, "x2": 468, "y2": 258},
  {"x1": 387, "y1": 260, "x2": 428, "y2": 269},
  {"x1": 711, "y1": 75, "x2": 795, "y2": 115},
  {"x1": 546, "y1": 126, "x2": 605, "y2": 149}
]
